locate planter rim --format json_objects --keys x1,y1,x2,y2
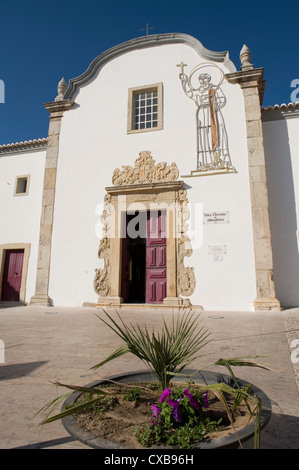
[{"x1": 61, "y1": 369, "x2": 272, "y2": 450}]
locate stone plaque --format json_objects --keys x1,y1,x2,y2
[
  {"x1": 203, "y1": 211, "x2": 230, "y2": 224},
  {"x1": 208, "y1": 245, "x2": 227, "y2": 256}
]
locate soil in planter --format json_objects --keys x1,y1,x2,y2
[{"x1": 71, "y1": 382, "x2": 252, "y2": 449}]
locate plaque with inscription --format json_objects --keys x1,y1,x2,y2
[
  {"x1": 208, "y1": 245, "x2": 227, "y2": 256},
  {"x1": 203, "y1": 211, "x2": 230, "y2": 224}
]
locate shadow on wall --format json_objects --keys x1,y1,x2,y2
[{"x1": 264, "y1": 118, "x2": 299, "y2": 308}]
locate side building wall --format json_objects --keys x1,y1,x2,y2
[
  {"x1": 262, "y1": 105, "x2": 299, "y2": 307},
  {"x1": 0, "y1": 146, "x2": 46, "y2": 303}
]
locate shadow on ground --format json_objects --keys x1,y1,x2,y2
[
  {"x1": 242, "y1": 412, "x2": 299, "y2": 449},
  {"x1": 0, "y1": 361, "x2": 48, "y2": 380}
]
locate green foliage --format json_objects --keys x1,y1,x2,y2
[
  {"x1": 36, "y1": 382, "x2": 109, "y2": 424},
  {"x1": 123, "y1": 387, "x2": 141, "y2": 402},
  {"x1": 36, "y1": 309, "x2": 273, "y2": 449},
  {"x1": 92, "y1": 308, "x2": 210, "y2": 389},
  {"x1": 146, "y1": 382, "x2": 161, "y2": 391},
  {"x1": 80, "y1": 393, "x2": 118, "y2": 416},
  {"x1": 202, "y1": 378, "x2": 262, "y2": 449},
  {"x1": 135, "y1": 385, "x2": 221, "y2": 449}
]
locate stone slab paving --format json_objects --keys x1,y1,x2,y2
[{"x1": 0, "y1": 305, "x2": 298, "y2": 449}]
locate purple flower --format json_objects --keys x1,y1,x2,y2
[
  {"x1": 151, "y1": 403, "x2": 162, "y2": 425},
  {"x1": 183, "y1": 389, "x2": 199, "y2": 410},
  {"x1": 159, "y1": 388, "x2": 172, "y2": 403},
  {"x1": 189, "y1": 396, "x2": 200, "y2": 410},
  {"x1": 167, "y1": 398, "x2": 178, "y2": 408},
  {"x1": 167, "y1": 398, "x2": 182, "y2": 423},
  {"x1": 172, "y1": 406, "x2": 182, "y2": 423},
  {"x1": 152, "y1": 403, "x2": 162, "y2": 415},
  {"x1": 202, "y1": 392, "x2": 210, "y2": 408}
]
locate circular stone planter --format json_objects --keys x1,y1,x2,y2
[{"x1": 61, "y1": 369, "x2": 272, "y2": 450}]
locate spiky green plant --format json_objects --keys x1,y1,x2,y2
[
  {"x1": 36, "y1": 309, "x2": 273, "y2": 448},
  {"x1": 92, "y1": 308, "x2": 211, "y2": 389},
  {"x1": 35, "y1": 382, "x2": 109, "y2": 424}
]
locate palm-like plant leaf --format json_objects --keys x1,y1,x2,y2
[
  {"x1": 36, "y1": 382, "x2": 109, "y2": 424},
  {"x1": 215, "y1": 356, "x2": 274, "y2": 371},
  {"x1": 212, "y1": 357, "x2": 272, "y2": 449},
  {"x1": 91, "y1": 345, "x2": 129, "y2": 370},
  {"x1": 201, "y1": 381, "x2": 262, "y2": 449},
  {"x1": 93, "y1": 308, "x2": 210, "y2": 388},
  {"x1": 34, "y1": 392, "x2": 72, "y2": 422}
]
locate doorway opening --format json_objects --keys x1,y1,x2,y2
[
  {"x1": 121, "y1": 213, "x2": 146, "y2": 303},
  {"x1": 121, "y1": 210, "x2": 167, "y2": 304},
  {"x1": 1, "y1": 249, "x2": 24, "y2": 302}
]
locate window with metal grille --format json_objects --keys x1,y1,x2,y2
[
  {"x1": 133, "y1": 90, "x2": 158, "y2": 130},
  {"x1": 127, "y1": 83, "x2": 163, "y2": 134}
]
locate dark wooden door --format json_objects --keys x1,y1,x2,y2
[
  {"x1": 145, "y1": 211, "x2": 167, "y2": 303},
  {"x1": 121, "y1": 214, "x2": 146, "y2": 303},
  {"x1": 121, "y1": 235, "x2": 130, "y2": 303},
  {"x1": 1, "y1": 250, "x2": 24, "y2": 302}
]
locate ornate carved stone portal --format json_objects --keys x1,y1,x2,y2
[
  {"x1": 94, "y1": 151, "x2": 197, "y2": 307},
  {"x1": 111, "y1": 150, "x2": 179, "y2": 186}
]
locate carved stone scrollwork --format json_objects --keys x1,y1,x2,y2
[
  {"x1": 112, "y1": 150, "x2": 179, "y2": 186},
  {"x1": 94, "y1": 194, "x2": 111, "y2": 297},
  {"x1": 94, "y1": 237, "x2": 110, "y2": 296},
  {"x1": 177, "y1": 190, "x2": 196, "y2": 297}
]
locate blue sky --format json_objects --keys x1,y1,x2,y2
[{"x1": 0, "y1": 0, "x2": 298, "y2": 145}]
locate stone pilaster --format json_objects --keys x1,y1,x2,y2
[
  {"x1": 226, "y1": 53, "x2": 280, "y2": 311},
  {"x1": 30, "y1": 97, "x2": 73, "y2": 306}
]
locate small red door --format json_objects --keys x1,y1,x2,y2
[
  {"x1": 146, "y1": 211, "x2": 167, "y2": 303},
  {"x1": 1, "y1": 250, "x2": 24, "y2": 302}
]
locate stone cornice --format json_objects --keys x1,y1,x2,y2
[
  {"x1": 43, "y1": 99, "x2": 74, "y2": 115},
  {"x1": 226, "y1": 68, "x2": 266, "y2": 104},
  {"x1": 0, "y1": 138, "x2": 48, "y2": 156},
  {"x1": 106, "y1": 180, "x2": 184, "y2": 195},
  {"x1": 64, "y1": 33, "x2": 237, "y2": 100}
]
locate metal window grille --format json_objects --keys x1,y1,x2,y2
[{"x1": 133, "y1": 90, "x2": 158, "y2": 130}]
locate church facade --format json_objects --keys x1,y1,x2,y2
[{"x1": 1, "y1": 33, "x2": 298, "y2": 311}]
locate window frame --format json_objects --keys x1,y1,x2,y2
[
  {"x1": 127, "y1": 83, "x2": 163, "y2": 134},
  {"x1": 14, "y1": 175, "x2": 30, "y2": 197}
]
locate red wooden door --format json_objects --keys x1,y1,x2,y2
[
  {"x1": 146, "y1": 211, "x2": 167, "y2": 303},
  {"x1": 1, "y1": 250, "x2": 24, "y2": 302}
]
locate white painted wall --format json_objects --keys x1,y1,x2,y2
[
  {"x1": 0, "y1": 150, "x2": 46, "y2": 302},
  {"x1": 49, "y1": 41, "x2": 257, "y2": 309},
  {"x1": 263, "y1": 115, "x2": 299, "y2": 307}
]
